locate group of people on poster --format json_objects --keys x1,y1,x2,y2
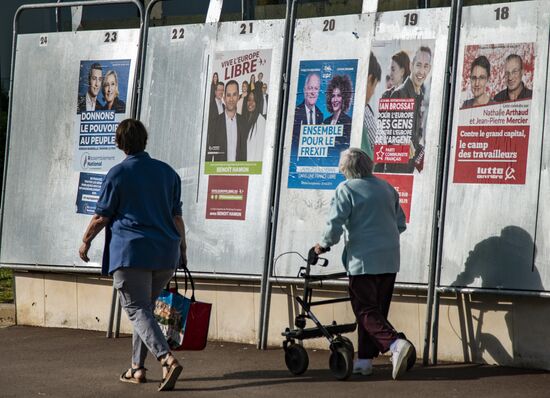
[
  {"x1": 206, "y1": 65, "x2": 270, "y2": 163},
  {"x1": 461, "y1": 48, "x2": 533, "y2": 109},
  {"x1": 288, "y1": 59, "x2": 358, "y2": 190},
  {"x1": 362, "y1": 44, "x2": 434, "y2": 175},
  {"x1": 77, "y1": 61, "x2": 127, "y2": 114}
]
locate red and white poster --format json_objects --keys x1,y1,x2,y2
[
  {"x1": 363, "y1": 39, "x2": 435, "y2": 222},
  {"x1": 374, "y1": 173, "x2": 413, "y2": 222},
  {"x1": 206, "y1": 176, "x2": 249, "y2": 220},
  {"x1": 453, "y1": 42, "x2": 534, "y2": 184}
]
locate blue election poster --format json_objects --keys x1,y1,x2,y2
[
  {"x1": 73, "y1": 59, "x2": 131, "y2": 172},
  {"x1": 288, "y1": 59, "x2": 358, "y2": 190},
  {"x1": 76, "y1": 172, "x2": 106, "y2": 215}
]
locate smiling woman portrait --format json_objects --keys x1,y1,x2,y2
[{"x1": 101, "y1": 70, "x2": 126, "y2": 113}]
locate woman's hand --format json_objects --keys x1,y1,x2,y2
[
  {"x1": 79, "y1": 242, "x2": 91, "y2": 262},
  {"x1": 314, "y1": 243, "x2": 327, "y2": 255}
]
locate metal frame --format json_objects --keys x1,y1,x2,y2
[
  {"x1": 426, "y1": 0, "x2": 550, "y2": 366},
  {"x1": 1, "y1": 0, "x2": 144, "y2": 337}
]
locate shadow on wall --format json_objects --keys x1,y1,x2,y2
[{"x1": 450, "y1": 226, "x2": 544, "y2": 366}]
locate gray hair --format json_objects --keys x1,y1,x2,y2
[{"x1": 339, "y1": 148, "x2": 373, "y2": 179}]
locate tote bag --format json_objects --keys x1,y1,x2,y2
[
  {"x1": 177, "y1": 265, "x2": 212, "y2": 351},
  {"x1": 154, "y1": 275, "x2": 192, "y2": 350}
]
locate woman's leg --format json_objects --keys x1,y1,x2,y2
[
  {"x1": 113, "y1": 268, "x2": 172, "y2": 364},
  {"x1": 348, "y1": 273, "x2": 398, "y2": 355},
  {"x1": 130, "y1": 268, "x2": 175, "y2": 367}
]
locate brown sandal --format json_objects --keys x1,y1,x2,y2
[
  {"x1": 158, "y1": 355, "x2": 182, "y2": 391},
  {"x1": 120, "y1": 367, "x2": 147, "y2": 384}
]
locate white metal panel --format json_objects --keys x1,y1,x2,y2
[
  {"x1": 274, "y1": 14, "x2": 375, "y2": 278},
  {"x1": 441, "y1": 1, "x2": 549, "y2": 291},
  {"x1": 140, "y1": 20, "x2": 286, "y2": 275},
  {"x1": 369, "y1": 8, "x2": 451, "y2": 284},
  {"x1": 1, "y1": 29, "x2": 140, "y2": 269}
]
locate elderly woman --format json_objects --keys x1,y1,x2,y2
[
  {"x1": 313, "y1": 148, "x2": 413, "y2": 380},
  {"x1": 79, "y1": 119, "x2": 185, "y2": 391},
  {"x1": 101, "y1": 70, "x2": 126, "y2": 113}
]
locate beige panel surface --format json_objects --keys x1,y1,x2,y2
[
  {"x1": 44, "y1": 274, "x2": 77, "y2": 328},
  {"x1": 15, "y1": 274, "x2": 45, "y2": 326},
  {"x1": 76, "y1": 276, "x2": 115, "y2": 331}
]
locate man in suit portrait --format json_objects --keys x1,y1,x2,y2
[
  {"x1": 77, "y1": 63, "x2": 103, "y2": 113},
  {"x1": 294, "y1": 72, "x2": 324, "y2": 126},
  {"x1": 206, "y1": 80, "x2": 247, "y2": 162}
]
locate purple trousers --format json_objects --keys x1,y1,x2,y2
[{"x1": 348, "y1": 273, "x2": 399, "y2": 359}]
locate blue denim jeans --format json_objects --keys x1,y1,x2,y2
[{"x1": 113, "y1": 267, "x2": 175, "y2": 367}]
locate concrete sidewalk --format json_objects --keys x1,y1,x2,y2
[{"x1": 0, "y1": 325, "x2": 549, "y2": 397}]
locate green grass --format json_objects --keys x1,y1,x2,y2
[{"x1": 0, "y1": 268, "x2": 13, "y2": 303}]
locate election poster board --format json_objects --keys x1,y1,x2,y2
[
  {"x1": 204, "y1": 49, "x2": 272, "y2": 175},
  {"x1": 1, "y1": 29, "x2": 140, "y2": 269},
  {"x1": 359, "y1": 9, "x2": 450, "y2": 285},
  {"x1": 288, "y1": 59, "x2": 358, "y2": 190},
  {"x1": 441, "y1": 1, "x2": 550, "y2": 291},
  {"x1": 365, "y1": 39, "x2": 436, "y2": 221},
  {"x1": 73, "y1": 59, "x2": 131, "y2": 172},
  {"x1": 274, "y1": 14, "x2": 375, "y2": 278},
  {"x1": 140, "y1": 20, "x2": 285, "y2": 275}
]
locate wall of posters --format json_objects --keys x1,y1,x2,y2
[
  {"x1": 288, "y1": 59, "x2": 358, "y2": 190},
  {"x1": 363, "y1": 40, "x2": 435, "y2": 221},
  {"x1": 453, "y1": 42, "x2": 534, "y2": 184},
  {"x1": 204, "y1": 49, "x2": 272, "y2": 175},
  {"x1": 73, "y1": 59, "x2": 131, "y2": 172}
]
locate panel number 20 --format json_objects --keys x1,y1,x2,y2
[{"x1": 323, "y1": 19, "x2": 335, "y2": 31}]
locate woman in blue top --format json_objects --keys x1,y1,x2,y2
[
  {"x1": 79, "y1": 119, "x2": 184, "y2": 391},
  {"x1": 313, "y1": 148, "x2": 413, "y2": 380}
]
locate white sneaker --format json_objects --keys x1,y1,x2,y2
[
  {"x1": 391, "y1": 339, "x2": 413, "y2": 380},
  {"x1": 352, "y1": 361, "x2": 373, "y2": 376}
]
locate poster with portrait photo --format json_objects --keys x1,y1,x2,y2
[
  {"x1": 362, "y1": 40, "x2": 434, "y2": 222},
  {"x1": 204, "y1": 49, "x2": 272, "y2": 176},
  {"x1": 453, "y1": 42, "x2": 534, "y2": 185},
  {"x1": 73, "y1": 59, "x2": 131, "y2": 172},
  {"x1": 287, "y1": 59, "x2": 358, "y2": 190}
]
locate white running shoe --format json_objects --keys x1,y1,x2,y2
[{"x1": 391, "y1": 339, "x2": 413, "y2": 380}]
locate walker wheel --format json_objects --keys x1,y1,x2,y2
[
  {"x1": 284, "y1": 343, "x2": 309, "y2": 375},
  {"x1": 333, "y1": 335, "x2": 354, "y2": 356},
  {"x1": 329, "y1": 346, "x2": 353, "y2": 380}
]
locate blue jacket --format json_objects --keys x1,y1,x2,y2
[
  {"x1": 320, "y1": 176, "x2": 406, "y2": 275},
  {"x1": 95, "y1": 151, "x2": 182, "y2": 275}
]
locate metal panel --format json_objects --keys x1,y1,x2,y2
[
  {"x1": 140, "y1": 19, "x2": 286, "y2": 275},
  {"x1": 368, "y1": 8, "x2": 451, "y2": 284},
  {"x1": 1, "y1": 29, "x2": 140, "y2": 269},
  {"x1": 273, "y1": 14, "x2": 375, "y2": 278},
  {"x1": 440, "y1": 1, "x2": 550, "y2": 291}
]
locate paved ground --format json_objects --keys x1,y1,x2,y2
[{"x1": 0, "y1": 325, "x2": 549, "y2": 397}]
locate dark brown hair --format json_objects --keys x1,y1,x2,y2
[{"x1": 115, "y1": 119, "x2": 148, "y2": 155}]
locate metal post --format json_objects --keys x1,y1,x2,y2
[
  {"x1": 114, "y1": 291, "x2": 122, "y2": 337},
  {"x1": 426, "y1": 0, "x2": 464, "y2": 366},
  {"x1": 257, "y1": 0, "x2": 298, "y2": 350},
  {"x1": 106, "y1": 286, "x2": 117, "y2": 338}
]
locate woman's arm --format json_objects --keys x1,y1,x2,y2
[
  {"x1": 79, "y1": 214, "x2": 111, "y2": 262},
  {"x1": 315, "y1": 184, "x2": 352, "y2": 253},
  {"x1": 174, "y1": 215, "x2": 188, "y2": 268}
]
